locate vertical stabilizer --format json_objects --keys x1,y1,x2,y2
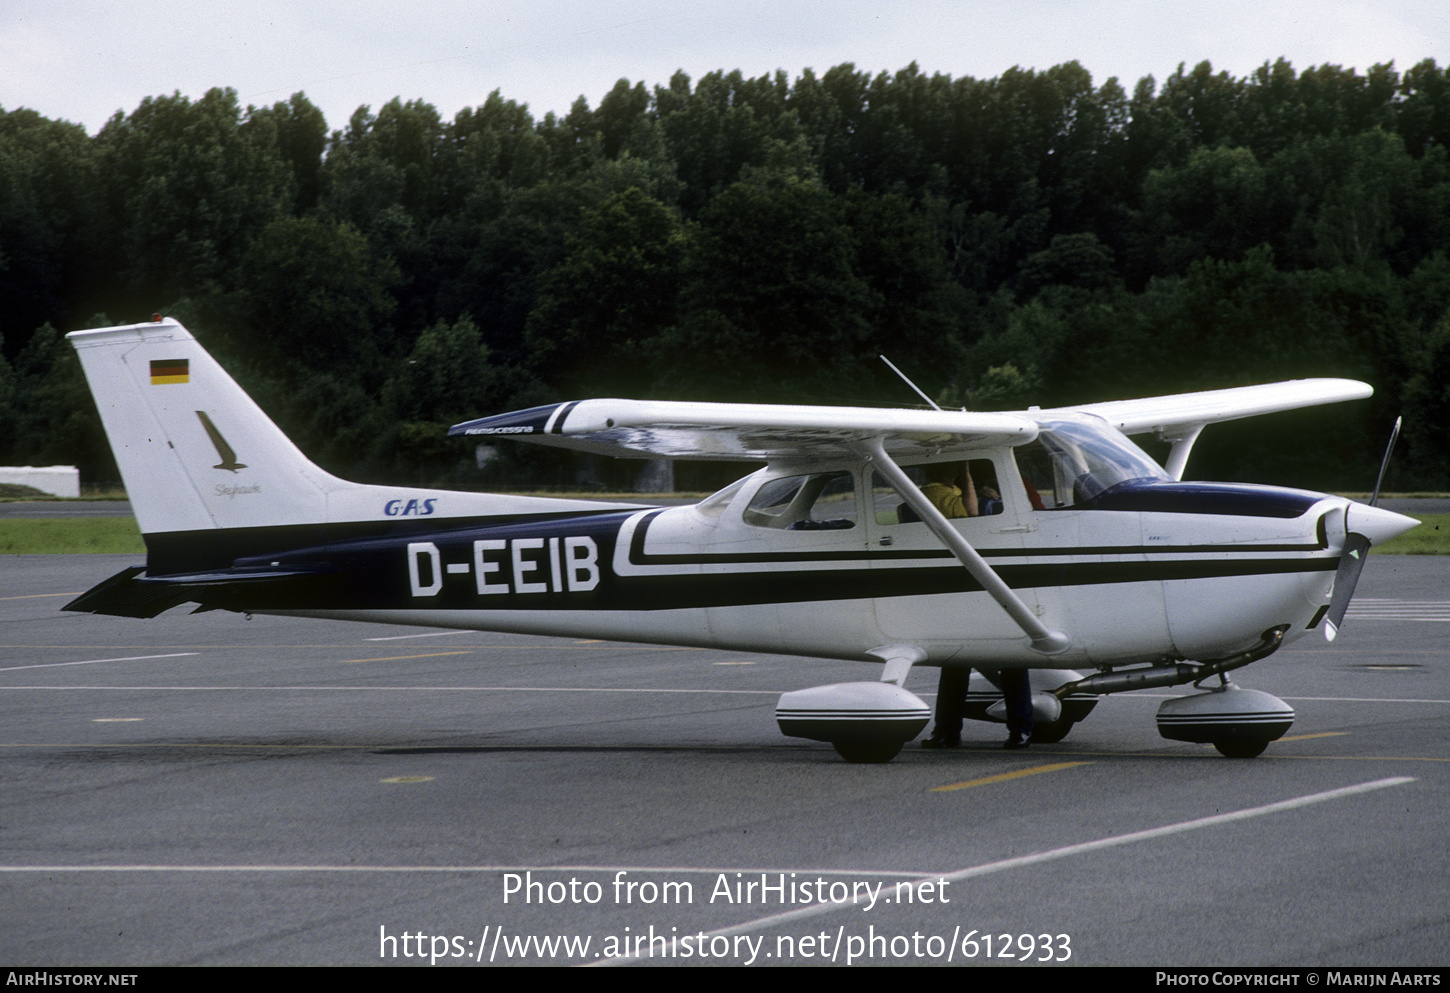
[{"x1": 68, "y1": 319, "x2": 336, "y2": 534}]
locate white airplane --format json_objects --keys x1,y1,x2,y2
[{"x1": 65, "y1": 318, "x2": 1418, "y2": 762}]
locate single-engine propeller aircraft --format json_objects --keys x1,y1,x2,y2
[{"x1": 65, "y1": 318, "x2": 1418, "y2": 762}]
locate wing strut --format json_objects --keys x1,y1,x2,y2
[
  {"x1": 1160, "y1": 424, "x2": 1204, "y2": 480},
  {"x1": 857, "y1": 438, "x2": 1070, "y2": 655}
]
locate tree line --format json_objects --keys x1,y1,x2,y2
[{"x1": 2, "y1": 57, "x2": 1448, "y2": 490}]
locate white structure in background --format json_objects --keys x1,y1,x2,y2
[{"x1": 0, "y1": 466, "x2": 80, "y2": 498}]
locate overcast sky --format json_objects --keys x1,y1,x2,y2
[{"x1": 3, "y1": 1, "x2": 1446, "y2": 135}]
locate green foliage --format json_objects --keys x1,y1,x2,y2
[
  {"x1": 940, "y1": 363, "x2": 1044, "y2": 411},
  {"x1": 96, "y1": 88, "x2": 291, "y2": 303},
  {"x1": 247, "y1": 93, "x2": 328, "y2": 213},
  {"x1": 5, "y1": 55, "x2": 1450, "y2": 487},
  {"x1": 1139, "y1": 146, "x2": 1270, "y2": 274},
  {"x1": 525, "y1": 188, "x2": 686, "y2": 396},
  {"x1": 241, "y1": 215, "x2": 399, "y2": 375},
  {"x1": 0, "y1": 108, "x2": 99, "y2": 353},
  {"x1": 4, "y1": 323, "x2": 110, "y2": 476},
  {"x1": 383, "y1": 315, "x2": 499, "y2": 423},
  {"x1": 660, "y1": 170, "x2": 876, "y2": 400}
]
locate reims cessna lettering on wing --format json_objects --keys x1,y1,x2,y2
[{"x1": 64, "y1": 319, "x2": 1418, "y2": 762}]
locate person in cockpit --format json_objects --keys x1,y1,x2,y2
[{"x1": 920, "y1": 461, "x2": 979, "y2": 518}]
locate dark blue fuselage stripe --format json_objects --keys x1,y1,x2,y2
[
  {"x1": 181, "y1": 555, "x2": 1338, "y2": 614},
  {"x1": 552, "y1": 401, "x2": 583, "y2": 433}
]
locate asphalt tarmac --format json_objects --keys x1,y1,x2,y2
[{"x1": 1, "y1": 553, "x2": 1446, "y2": 967}]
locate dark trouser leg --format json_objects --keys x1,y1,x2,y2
[
  {"x1": 933, "y1": 666, "x2": 969, "y2": 737},
  {"x1": 999, "y1": 668, "x2": 1033, "y2": 738}
]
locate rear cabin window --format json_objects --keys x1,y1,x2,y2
[{"x1": 743, "y1": 471, "x2": 857, "y2": 530}]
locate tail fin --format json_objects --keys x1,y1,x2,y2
[
  {"x1": 68, "y1": 319, "x2": 638, "y2": 552},
  {"x1": 68, "y1": 319, "x2": 338, "y2": 535}
]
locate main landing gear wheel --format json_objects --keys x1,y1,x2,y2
[
  {"x1": 832, "y1": 741, "x2": 904, "y2": 764},
  {"x1": 1213, "y1": 739, "x2": 1269, "y2": 759}
]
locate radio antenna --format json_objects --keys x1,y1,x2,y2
[{"x1": 879, "y1": 355, "x2": 942, "y2": 411}]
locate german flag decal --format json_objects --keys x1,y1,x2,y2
[{"x1": 150, "y1": 358, "x2": 189, "y2": 385}]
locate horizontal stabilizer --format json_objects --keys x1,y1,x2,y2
[
  {"x1": 64, "y1": 567, "x2": 194, "y2": 619},
  {"x1": 64, "y1": 564, "x2": 336, "y2": 619}
]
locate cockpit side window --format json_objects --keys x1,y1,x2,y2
[
  {"x1": 743, "y1": 471, "x2": 857, "y2": 530},
  {"x1": 1016, "y1": 418, "x2": 1168, "y2": 509}
]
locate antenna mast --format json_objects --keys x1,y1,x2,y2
[{"x1": 879, "y1": 355, "x2": 943, "y2": 411}]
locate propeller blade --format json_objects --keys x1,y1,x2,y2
[
  {"x1": 1326, "y1": 418, "x2": 1413, "y2": 641},
  {"x1": 1369, "y1": 416, "x2": 1401, "y2": 508},
  {"x1": 1324, "y1": 532, "x2": 1371, "y2": 642}
]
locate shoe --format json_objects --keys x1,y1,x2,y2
[
  {"x1": 1003, "y1": 732, "x2": 1030, "y2": 750},
  {"x1": 921, "y1": 732, "x2": 961, "y2": 749}
]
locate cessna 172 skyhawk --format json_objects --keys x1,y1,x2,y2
[{"x1": 65, "y1": 318, "x2": 1418, "y2": 762}]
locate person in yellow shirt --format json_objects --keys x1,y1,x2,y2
[{"x1": 919, "y1": 461, "x2": 978, "y2": 519}]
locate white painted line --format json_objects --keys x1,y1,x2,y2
[
  {"x1": 0, "y1": 653, "x2": 198, "y2": 673},
  {"x1": 0, "y1": 684, "x2": 780, "y2": 695},
  {"x1": 364, "y1": 630, "x2": 472, "y2": 642},
  {"x1": 1110, "y1": 693, "x2": 1450, "y2": 705},
  {"x1": 593, "y1": 775, "x2": 1417, "y2": 965},
  {"x1": 1279, "y1": 695, "x2": 1450, "y2": 704}
]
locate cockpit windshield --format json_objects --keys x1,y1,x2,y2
[{"x1": 1016, "y1": 416, "x2": 1168, "y2": 508}]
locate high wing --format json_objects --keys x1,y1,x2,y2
[
  {"x1": 449, "y1": 379, "x2": 1371, "y2": 476},
  {"x1": 450, "y1": 399, "x2": 1039, "y2": 462},
  {"x1": 1047, "y1": 378, "x2": 1373, "y2": 480},
  {"x1": 1055, "y1": 378, "x2": 1372, "y2": 435}
]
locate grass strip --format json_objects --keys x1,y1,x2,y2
[
  {"x1": 0, "y1": 518, "x2": 145, "y2": 554},
  {"x1": 1373, "y1": 512, "x2": 1449, "y2": 554}
]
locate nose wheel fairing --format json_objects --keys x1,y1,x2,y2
[{"x1": 1156, "y1": 685, "x2": 1295, "y2": 757}]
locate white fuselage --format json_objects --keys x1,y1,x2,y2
[{"x1": 273, "y1": 461, "x2": 1348, "y2": 671}]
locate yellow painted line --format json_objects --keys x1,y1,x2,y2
[
  {"x1": 1199, "y1": 731, "x2": 1351, "y2": 748},
  {"x1": 0, "y1": 592, "x2": 82, "y2": 601},
  {"x1": 338, "y1": 651, "x2": 472, "y2": 664},
  {"x1": 931, "y1": 761, "x2": 1091, "y2": 792},
  {"x1": 951, "y1": 746, "x2": 1450, "y2": 764},
  {"x1": 1277, "y1": 754, "x2": 1450, "y2": 763}
]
